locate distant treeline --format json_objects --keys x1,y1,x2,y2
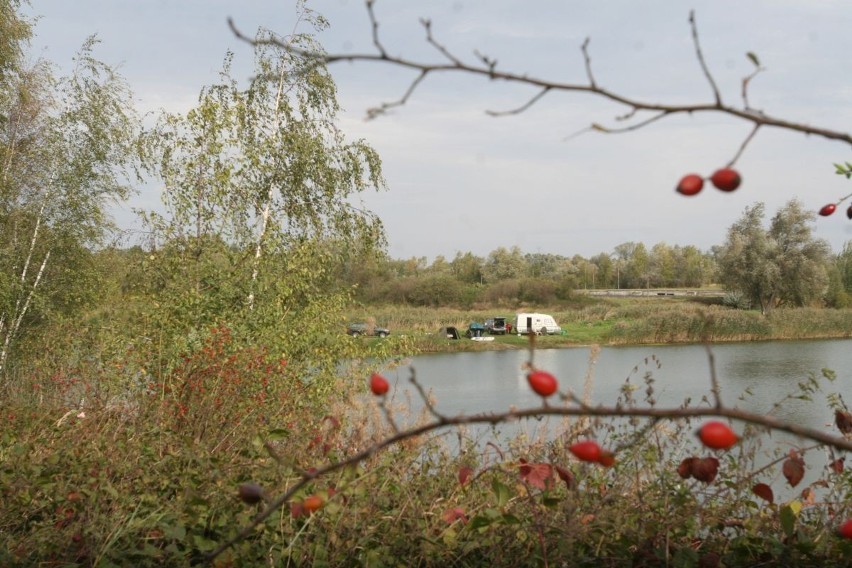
[{"x1": 333, "y1": 238, "x2": 852, "y2": 309}]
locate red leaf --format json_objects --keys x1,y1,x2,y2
[
  {"x1": 691, "y1": 457, "x2": 719, "y2": 484},
  {"x1": 519, "y1": 461, "x2": 553, "y2": 490},
  {"x1": 835, "y1": 410, "x2": 852, "y2": 434},
  {"x1": 458, "y1": 466, "x2": 473, "y2": 486},
  {"x1": 443, "y1": 507, "x2": 468, "y2": 524},
  {"x1": 752, "y1": 483, "x2": 774, "y2": 504},
  {"x1": 596, "y1": 450, "x2": 616, "y2": 468},
  {"x1": 677, "y1": 457, "x2": 696, "y2": 480},
  {"x1": 554, "y1": 464, "x2": 576, "y2": 490},
  {"x1": 830, "y1": 457, "x2": 845, "y2": 474},
  {"x1": 782, "y1": 454, "x2": 805, "y2": 488}
]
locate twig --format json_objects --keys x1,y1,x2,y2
[
  {"x1": 688, "y1": 10, "x2": 721, "y2": 106},
  {"x1": 408, "y1": 367, "x2": 448, "y2": 421},
  {"x1": 228, "y1": 6, "x2": 852, "y2": 147},
  {"x1": 705, "y1": 344, "x2": 722, "y2": 410},
  {"x1": 204, "y1": 400, "x2": 852, "y2": 563},
  {"x1": 726, "y1": 124, "x2": 761, "y2": 168},
  {"x1": 487, "y1": 87, "x2": 551, "y2": 117}
]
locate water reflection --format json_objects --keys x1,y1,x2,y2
[{"x1": 388, "y1": 339, "x2": 852, "y2": 432}]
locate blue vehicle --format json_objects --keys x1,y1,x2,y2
[{"x1": 465, "y1": 322, "x2": 486, "y2": 338}]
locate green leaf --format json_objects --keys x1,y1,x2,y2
[
  {"x1": 746, "y1": 51, "x2": 761, "y2": 67},
  {"x1": 468, "y1": 515, "x2": 494, "y2": 531},
  {"x1": 491, "y1": 479, "x2": 510, "y2": 507},
  {"x1": 267, "y1": 428, "x2": 289, "y2": 441},
  {"x1": 780, "y1": 501, "x2": 801, "y2": 537}
]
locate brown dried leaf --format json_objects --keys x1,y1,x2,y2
[
  {"x1": 443, "y1": 507, "x2": 468, "y2": 524},
  {"x1": 752, "y1": 483, "x2": 774, "y2": 504},
  {"x1": 554, "y1": 464, "x2": 576, "y2": 490},
  {"x1": 830, "y1": 457, "x2": 845, "y2": 474},
  {"x1": 692, "y1": 457, "x2": 719, "y2": 484},
  {"x1": 458, "y1": 466, "x2": 473, "y2": 486},
  {"x1": 801, "y1": 487, "x2": 816, "y2": 506},
  {"x1": 677, "y1": 457, "x2": 696, "y2": 480},
  {"x1": 782, "y1": 455, "x2": 805, "y2": 488},
  {"x1": 835, "y1": 410, "x2": 852, "y2": 434}
]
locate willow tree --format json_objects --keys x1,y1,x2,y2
[
  {"x1": 717, "y1": 200, "x2": 831, "y2": 314},
  {"x1": 142, "y1": 6, "x2": 386, "y2": 389}
]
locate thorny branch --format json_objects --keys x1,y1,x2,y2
[
  {"x1": 206, "y1": 351, "x2": 852, "y2": 563},
  {"x1": 228, "y1": 4, "x2": 852, "y2": 169},
  {"x1": 211, "y1": 5, "x2": 852, "y2": 560}
]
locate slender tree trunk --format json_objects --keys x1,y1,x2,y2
[{"x1": 248, "y1": 14, "x2": 305, "y2": 311}]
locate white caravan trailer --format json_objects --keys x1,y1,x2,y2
[{"x1": 514, "y1": 313, "x2": 562, "y2": 335}]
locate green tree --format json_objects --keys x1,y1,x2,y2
[
  {"x1": 0, "y1": 35, "x2": 140, "y2": 376},
  {"x1": 141, "y1": 9, "x2": 386, "y2": 393},
  {"x1": 716, "y1": 200, "x2": 831, "y2": 314},
  {"x1": 482, "y1": 246, "x2": 527, "y2": 283},
  {"x1": 833, "y1": 241, "x2": 852, "y2": 293},
  {"x1": 450, "y1": 251, "x2": 483, "y2": 284}
]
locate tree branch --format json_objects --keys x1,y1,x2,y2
[
  {"x1": 205, "y1": 391, "x2": 852, "y2": 562},
  {"x1": 228, "y1": 8, "x2": 852, "y2": 145}
]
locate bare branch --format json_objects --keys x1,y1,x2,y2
[
  {"x1": 365, "y1": 69, "x2": 428, "y2": 120},
  {"x1": 366, "y1": 0, "x2": 386, "y2": 58},
  {"x1": 228, "y1": 12, "x2": 852, "y2": 146},
  {"x1": 420, "y1": 18, "x2": 462, "y2": 66},
  {"x1": 688, "y1": 10, "x2": 722, "y2": 106},
  {"x1": 705, "y1": 344, "x2": 722, "y2": 409},
  {"x1": 205, "y1": 398, "x2": 852, "y2": 562},
  {"x1": 581, "y1": 37, "x2": 596, "y2": 89},
  {"x1": 727, "y1": 124, "x2": 761, "y2": 167},
  {"x1": 487, "y1": 87, "x2": 551, "y2": 117},
  {"x1": 741, "y1": 59, "x2": 766, "y2": 110}
]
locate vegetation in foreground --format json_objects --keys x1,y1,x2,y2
[
  {"x1": 5, "y1": 330, "x2": 852, "y2": 566},
  {"x1": 4, "y1": 2, "x2": 852, "y2": 565}
]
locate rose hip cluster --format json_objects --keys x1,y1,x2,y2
[
  {"x1": 676, "y1": 168, "x2": 741, "y2": 196},
  {"x1": 365, "y1": 371, "x2": 852, "y2": 540}
]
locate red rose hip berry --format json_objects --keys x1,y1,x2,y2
[
  {"x1": 369, "y1": 373, "x2": 390, "y2": 396},
  {"x1": 676, "y1": 174, "x2": 704, "y2": 196},
  {"x1": 569, "y1": 440, "x2": 602, "y2": 462},
  {"x1": 697, "y1": 421, "x2": 739, "y2": 450},
  {"x1": 526, "y1": 370, "x2": 558, "y2": 397},
  {"x1": 819, "y1": 203, "x2": 837, "y2": 216},
  {"x1": 710, "y1": 168, "x2": 741, "y2": 192},
  {"x1": 838, "y1": 519, "x2": 852, "y2": 539}
]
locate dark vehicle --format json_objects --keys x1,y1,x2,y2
[
  {"x1": 347, "y1": 323, "x2": 390, "y2": 338},
  {"x1": 465, "y1": 322, "x2": 486, "y2": 338},
  {"x1": 485, "y1": 317, "x2": 507, "y2": 335}
]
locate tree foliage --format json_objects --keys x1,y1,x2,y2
[
  {"x1": 139, "y1": 8, "x2": 388, "y2": 395},
  {"x1": 0, "y1": 33, "x2": 140, "y2": 376},
  {"x1": 717, "y1": 200, "x2": 831, "y2": 314}
]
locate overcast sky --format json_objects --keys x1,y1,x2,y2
[{"x1": 23, "y1": 1, "x2": 852, "y2": 261}]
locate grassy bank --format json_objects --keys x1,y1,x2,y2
[{"x1": 348, "y1": 297, "x2": 852, "y2": 353}]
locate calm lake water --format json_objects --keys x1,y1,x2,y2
[{"x1": 380, "y1": 339, "x2": 852, "y2": 437}]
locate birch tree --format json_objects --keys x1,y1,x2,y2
[
  {"x1": 0, "y1": 34, "x2": 140, "y2": 377},
  {"x1": 141, "y1": 5, "x2": 386, "y2": 386}
]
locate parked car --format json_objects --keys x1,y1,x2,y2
[
  {"x1": 465, "y1": 321, "x2": 486, "y2": 338},
  {"x1": 347, "y1": 323, "x2": 390, "y2": 338},
  {"x1": 484, "y1": 317, "x2": 507, "y2": 335}
]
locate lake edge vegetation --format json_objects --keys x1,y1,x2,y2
[{"x1": 5, "y1": 2, "x2": 852, "y2": 565}]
